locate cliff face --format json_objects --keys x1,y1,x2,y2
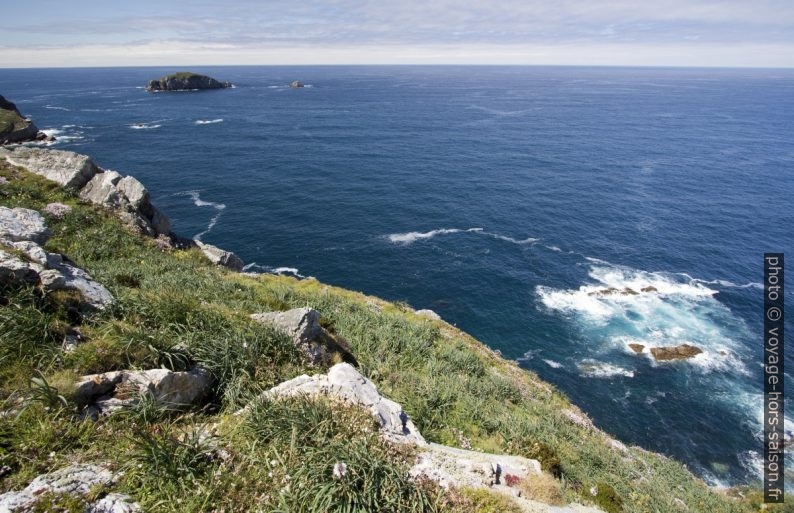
[
  {"x1": 0, "y1": 147, "x2": 767, "y2": 513},
  {"x1": 0, "y1": 95, "x2": 44, "y2": 144},
  {"x1": 146, "y1": 72, "x2": 233, "y2": 92}
]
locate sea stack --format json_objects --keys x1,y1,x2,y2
[
  {"x1": 145, "y1": 72, "x2": 233, "y2": 92},
  {"x1": 0, "y1": 95, "x2": 52, "y2": 145}
]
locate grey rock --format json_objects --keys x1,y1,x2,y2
[
  {"x1": 248, "y1": 363, "x2": 423, "y2": 445},
  {"x1": 39, "y1": 259, "x2": 115, "y2": 311},
  {"x1": 87, "y1": 493, "x2": 142, "y2": 513},
  {"x1": 80, "y1": 170, "x2": 171, "y2": 237},
  {"x1": 415, "y1": 309, "x2": 441, "y2": 321},
  {"x1": 250, "y1": 307, "x2": 356, "y2": 366},
  {"x1": 0, "y1": 146, "x2": 99, "y2": 188},
  {"x1": 195, "y1": 241, "x2": 244, "y2": 271},
  {"x1": 0, "y1": 464, "x2": 114, "y2": 512},
  {"x1": 75, "y1": 367, "x2": 212, "y2": 416},
  {"x1": 0, "y1": 249, "x2": 42, "y2": 286},
  {"x1": 0, "y1": 207, "x2": 51, "y2": 244}
]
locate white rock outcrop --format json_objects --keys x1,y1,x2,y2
[
  {"x1": 195, "y1": 240, "x2": 244, "y2": 271},
  {"x1": 75, "y1": 367, "x2": 212, "y2": 417},
  {"x1": 87, "y1": 493, "x2": 142, "y2": 513},
  {"x1": 0, "y1": 146, "x2": 99, "y2": 189},
  {"x1": 0, "y1": 464, "x2": 115, "y2": 512},
  {"x1": 0, "y1": 207, "x2": 51, "y2": 245},
  {"x1": 246, "y1": 362, "x2": 424, "y2": 445},
  {"x1": 415, "y1": 309, "x2": 442, "y2": 321},
  {"x1": 250, "y1": 308, "x2": 356, "y2": 366}
]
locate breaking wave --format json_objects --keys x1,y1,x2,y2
[
  {"x1": 130, "y1": 123, "x2": 161, "y2": 130},
  {"x1": 242, "y1": 263, "x2": 307, "y2": 279},
  {"x1": 177, "y1": 190, "x2": 226, "y2": 241},
  {"x1": 195, "y1": 118, "x2": 223, "y2": 125},
  {"x1": 578, "y1": 359, "x2": 634, "y2": 378}
]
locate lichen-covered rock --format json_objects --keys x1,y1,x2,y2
[
  {"x1": 0, "y1": 146, "x2": 99, "y2": 188},
  {"x1": 410, "y1": 442, "x2": 541, "y2": 490},
  {"x1": 0, "y1": 248, "x2": 42, "y2": 286},
  {"x1": 0, "y1": 207, "x2": 51, "y2": 244},
  {"x1": 0, "y1": 464, "x2": 114, "y2": 512},
  {"x1": 248, "y1": 363, "x2": 423, "y2": 444},
  {"x1": 250, "y1": 307, "x2": 356, "y2": 366},
  {"x1": 87, "y1": 493, "x2": 142, "y2": 513},
  {"x1": 75, "y1": 367, "x2": 212, "y2": 417},
  {"x1": 39, "y1": 258, "x2": 115, "y2": 310},
  {"x1": 79, "y1": 171, "x2": 171, "y2": 237},
  {"x1": 195, "y1": 240, "x2": 244, "y2": 271}
]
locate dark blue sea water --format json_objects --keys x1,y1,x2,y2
[{"x1": 2, "y1": 66, "x2": 792, "y2": 486}]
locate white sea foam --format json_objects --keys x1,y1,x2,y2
[
  {"x1": 195, "y1": 118, "x2": 224, "y2": 125},
  {"x1": 387, "y1": 228, "x2": 483, "y2": 244},
  {"x1": 578, "y1": 359, "x2": 634, "y2": 378},
  {"x1": 242, "y1": 263, "x2": 307, "y2": 278},
  {"x1": 41, "y1": 127, "x2": 85, "y2": 143},
  {"x1": 177, "y1": 191, "x2": 226, "y2": 241},
  {"x1": 130, "y1": 123, "x2": 161, "y2": 130},
  {"x1": 543, "y1": 359, "x2": 562, "y2": 369},
  {"x1": 546, "y1": 245, "x2": 562, "y2": 252},
  {"x1": 44, "y1": 105, "x2": 70, "y2": 111},
  {"x1": 481, "y1": 231, "x2": 539, "y2": 245}
]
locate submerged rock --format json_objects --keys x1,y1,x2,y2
[
  {"x1": 75, "y1": 367, "x2": 212, "y2": 417},
  {"x1": 146, "y1": 72, "x2": 232, "y2": 92},
  {"x1": 195, "y1": 240, "x2": 244, "y2": 271},
  {"x1": 248, "y1": 362, "x2": 422, "y2": 444},
  {"x1": 0, "y1": 206, "x2": 51, "y2": 245},
  {"x1": 250, "y1": 307, "x2": 356, "y2": 366},
  {"x1": 650, "y1": 344, "x2": 703, "y2": 361}
]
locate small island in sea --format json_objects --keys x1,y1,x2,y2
[{"x1": 145, "y1": 72, "x2": 233, "y2": 92}]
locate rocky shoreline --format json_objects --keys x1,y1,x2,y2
[{"x1": 0, "y1": 96, "x2": 53, "y2": 145}]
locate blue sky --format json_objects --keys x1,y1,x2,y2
[{"x1": 2, "y1": 0, "x2": 793, "y2": 67}]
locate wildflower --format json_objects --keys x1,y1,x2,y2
[
  {"x1": 332, "y1": 462, "x2": 348, "y2": 479},
  {"x1": 590, "y1": 486, "x2": 598, "y2": 496}
]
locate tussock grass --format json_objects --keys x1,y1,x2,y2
[{"x1": 0, "y1": 159, "x2": 773, "y2": 512}]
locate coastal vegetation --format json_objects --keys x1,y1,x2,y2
[{"x1": 0, "y1": 151, "x2": 780, "y2": 512}]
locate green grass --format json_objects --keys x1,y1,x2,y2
[
  {"x1": 0, "y1": 108, "x2": 30, "y2": 136},
  {"x1": 0, "y1": 158, "x2": 779, "y2": 512}
]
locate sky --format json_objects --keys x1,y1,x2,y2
[{"x1": 1, "y1": 0, "x2": 793, "y2": 68}]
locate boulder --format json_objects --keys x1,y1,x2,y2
[
  {"x1": 0, "y1": 95, "x2": 44, "y2": 145},
  {"x1": 0, "y1": 464, "x2": 114, "y2": 512},
  {"x1": 79, "y1": 170, "x2": 171, "y2": 237},
  {"x1": 0, "y1": 146, "x2": 99, "y2": 188},
  {"x1": 250, "y1": 307, "x2": 356, "y2": 366},
  {"x1": 0, "y1": 249, "x2": 42, "y2": 286},
  {"x1": 74, "y1": 367, "x2": 212, "y2": 417},
  {"x1": 410, "y1": 442, "x2": 541, "y2": 490},
  {"x1": 246, "y1": 362, "x2": 423, "y2": 445},
  {"x1": 415, "y1": 309, "x2": 441, "y2": 321},
  {"x1": 146, "y1": 72, "x2": 233, "y2": 92},
  {"x1": 650, "y1": 344, "x2": 703, "y2": 361},
  {"x1": 195, "y1": 241, "x2": 244, "y2": 271},
  {"x1": 0, "y1": 207, "x2": 51, "y2": 244}
]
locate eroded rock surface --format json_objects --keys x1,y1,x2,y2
[
  {"x1": 1, "y1": 146, "x2": 98, "y2": 188},
  {"x1": 650, "y1": 344, "x2": 703, "y2": 361},
  {"x1": 415, "y1": 309, "x2": 441, "y2": 321},
  {"x1": 0, "y1": 207, "x2": 51, "y2": 244},
  {"x1": 0, "y1": 464, "x2": 115, "y2": 512},
  {"x1": 247, "y1": 362, "x2": 423, "y2": 444},
  {"x1": 250, "y1": 307, "x2": 356, "y2": 366},
  {"x1": 196, "y1": 240, "x2": 244, "y2": 271},
  {"x1": 75, "y1": 367, "x2": 212, "y2": 417},
  {"x1": 87, "y1": 493, "x2": 142, "y2": 513}
]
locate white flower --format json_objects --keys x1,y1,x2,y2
[
  {"x1": 333, "y1": 462, "x2": 348, "y2": 479},
  {"x1": 590, "y1": 486, "x2": 598, "y2": 496}
]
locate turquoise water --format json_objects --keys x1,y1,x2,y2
[{"x1": 2, "y1": 66, "x2": 792, "y2": 485}]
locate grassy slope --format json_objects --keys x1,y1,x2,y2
[
  {"x1": 0, "y1": 108, "x2": 29, "y2": 136},
  {"x1": 0, "y1": 158, "x2": 773, "y2": 512}
]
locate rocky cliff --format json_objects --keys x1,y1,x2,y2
[
  {"x1": 146, "y1": 72, "x2": 233, "y2": 92},
  {"x1": 0, "y1": 95, "x2": 50, "y2": 144},
  {"x1": 0, "y1": 147, "x2": 771, "y2": 513}
]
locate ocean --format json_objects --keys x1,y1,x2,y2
[{"x1": 1, "y1": 65, "x2": 792, "y2": 486}]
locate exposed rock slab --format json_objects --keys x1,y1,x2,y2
[
  {"x1": 0, "y1": 464, "x2": 114, "y2": 512},
  {"x1": 248, "y1": 362, "x2": 423, "y2": 445},
  {"x1": 0, "y1": 207, "x2": 51, "y2": 244},
  {"x1": 75, "y1": 367, "x2": 212, "y2": 417},
  {"x1": 415, "y1": 309, "x2": 441, "y2": 321},
  {"x1": 650, "y1": 344, "x2": 703, "y2": 361},
  {"x1": 0, "y1": 248, "x2": 42, "y2": 286},
  {"x1": 87, "y1": 493, "x2": 142, "y2": 513},
  {"x1": 196, "y1": 240, "x2": 244, "y2": 271},
  {"x1": 250, "y1": 307, "x2": 356, "y2": 366},
  {"x1": 0, "y1": 146, "x2": 99, "y2": 188}
]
